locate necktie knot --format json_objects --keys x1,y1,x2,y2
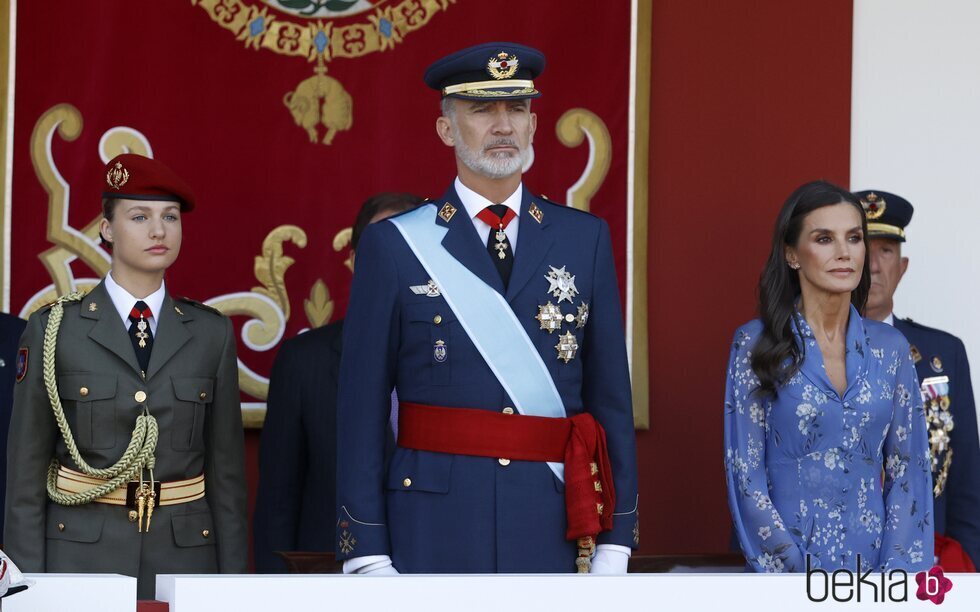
[
  {"x1": 476, "y1": 205, "x2": 517, "y2": 230},
  {"x1": 129, "y1": 301, "x2": 152, "y2": 322}
]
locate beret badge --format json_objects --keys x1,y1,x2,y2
[
  {"x1": 487, "y1": 51, "x2": 519, "y2": 80},
  {"x1": 106, "y1": 161, "x2": 130, "y2": 191},
  {"x1": 861, "y1": 192, "x2": 886, "y2": 220}
]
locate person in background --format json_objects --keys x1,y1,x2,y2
[
  {"x1": 857, "y1": 189, "x2": 980, "y2": 571},
  {"x1": 253, "y1": 192, "x2": 422, "y2": 572},
  {"x1": 4, "y1": 154, "x2": 247, "y2": 599},
  {"x1": 725, "y1": 180, "x2": 933, "y2": 573},
  {"x1": 0, "y1": 312, "x2": 27, "y2": 542}
]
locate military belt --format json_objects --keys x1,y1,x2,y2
[{"x1": 55, "y1": 466, "x2": 205, "y2": 507}]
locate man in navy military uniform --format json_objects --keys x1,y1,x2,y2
[
  {"x1": 253, "y1": 192, "x2": 421, "y2": 572},
  {"x1": 336, "y1": 42, "x2": 639, "y2": 575},
  {"x1": 859, "y1": 189, "x2": 980, "y2": 570}
]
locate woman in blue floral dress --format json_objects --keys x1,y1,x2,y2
[{"x1": 725, "y1": 181, "x2": 933, "y2": 573}]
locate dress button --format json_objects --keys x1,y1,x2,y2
[
  {"x1": 129, "y1": 511, "x2": 138, "y2": 523},
  {"x1": 403, "y1": 478, "x2": 412, "y2": 487},
  {"x1": 79, "y1": 387, "x2": 89, "y2": 397},
  {"x1": 199, "y1": 392, "x2": 207, "y2": 400},
  {"x1": 58, "y1": 523, "x2": 65, "y2": 531},
  {"x1": 135, "y1": 391, "x2": 147, "y2": 403},
  {"x1": 202, "y1": 530, "x2": 210, "y2": 538},
  {"x1": 498, "y1": 458, "x2": 511, "y2": 466},
  {"x1": 502, "y1": 407, "x2": 514, "y2": 414},
  {"x1": 433, "y1": 314, "x2": 443, "y2": 325}
]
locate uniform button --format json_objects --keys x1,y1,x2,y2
[
  {"x1": 202, "y1": 530, "x2": 210, "y2": 538},
  {"x1": 502, "y1": 407, "x2": 514, "y2": 415},
  {"x1": 128, "y1": 511, "x2": 138, "y2": 523},
  {"x1": 134, "y1": 391, "x2": 147, "y2": 403},
  {"x1": 433, "y1": 314, "x2": 443, "y2": 325},
  {"x1": 58, "y1": 522, "x2": 65, "y2": 531},
  {"x1": 403, "y1": 478, "x2": 412, "y2": 487},
  {"x1": 199, "y1": 392, "x2": 207, "y2": 400},
  {"x1": 565, "y1": 314, "x2": 575, "y2": 323},
  {"x1": 498, "y1": 458, "x2": 511, "y2": 466},
  {"x1": 79, "y1": 387, "x2": 89, "y2": 397}
]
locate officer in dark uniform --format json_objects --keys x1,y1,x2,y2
[
  {"x1": 858, "y1": 189, "x2": 980, "y2": 570},
  {"x1": 253, "y1": 192, "x2": 421, "y2": 573},
  {"x1": 4, "y1": 154, "x2": 248, "y2": 598},
  {"x1": 336, "y1": 42, "x2": 639, "y2": 576}
]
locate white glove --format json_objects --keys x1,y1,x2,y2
[
  {"x1": 343, "y1": 555, "x2": 400, "y2": 575},
  {"x1": 0, "y1": 550, "x2": 34, "y2": 598},
  {"x1": 589, "y1": 545, "x2": 630, "y2": 575}
]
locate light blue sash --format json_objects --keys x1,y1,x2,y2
[{"x1": 390, "y1": 206, "x2": 566, "y2": 481}]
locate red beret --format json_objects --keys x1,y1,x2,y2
[{"x1": 102, "y1": 153, "x2": 196, "y2": 211}]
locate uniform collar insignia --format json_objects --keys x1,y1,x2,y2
[
  {"x1": 438, "y1": 202, "x2": 457, "y2": 222},
  {"x1": 529, "y1": 202, "x2": 543, "y2": 224}
]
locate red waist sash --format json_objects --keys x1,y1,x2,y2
[{"x1": 397, "y1": 402, "x2": 616, "y2": 542}]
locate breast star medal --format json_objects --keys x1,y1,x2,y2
[
  {"x1": 555, "y1": 331, "x2": 579, "y2": 363},
  {"x1": 536, "y1": 302, "x2": 563, "y2": 333},
  {"x1": 545, "y1": 265, "x2": 578, "y2": 303}
]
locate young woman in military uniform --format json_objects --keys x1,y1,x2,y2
[{"x1": 3, "y1": 154, "x2": 248, "y2": 599}]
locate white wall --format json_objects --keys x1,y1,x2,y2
[{"x1": 852, "y1": 0, "x2": 980, "y2": 431}]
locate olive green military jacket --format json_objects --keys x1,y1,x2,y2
[{"x1": 3, "y1": 280, "x2": 247, "y2": 596}]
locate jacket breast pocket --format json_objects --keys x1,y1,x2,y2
[
  {"x1": 405, "y1": 303, "x2": 457, "y2": 386},
  {"x1": 58, "y1": 373, "x2": 117, "y2": 450},
  {"x1": 171, "y1": 377, "x2": 214, "y2": 452},
  {"x1": 385, "y1": 448, "x2": 454, "y2": 494}
]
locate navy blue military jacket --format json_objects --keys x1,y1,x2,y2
[
  {"x1": 895, "y1": 317, "x2": 980, "y2": 566},
  {"x1": 0, "y1": 313, "x2": 27, "y2": 543},
  {"x1": 336, "y1": 184, "x2": 639, "y2": 572}
]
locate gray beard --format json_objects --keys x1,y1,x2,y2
[{"x1": 452, "y1": 123, "x2": 530, "y2": 179}]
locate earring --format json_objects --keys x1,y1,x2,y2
[{"x1": 788, "y1": 262, "x2": 800, "y2": 270}]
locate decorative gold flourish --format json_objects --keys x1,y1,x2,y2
[
  {"x1": 193, "y1": 0, "x2": 456, "y2": 62},
  {"x1": 333, "y1": 226, "x2": 354, "y2": 272},
  {"x1": 555, "y1": 108, "x2": 612, "y2": 213},
  {"x1": 252, "y1": 224, "x2": 307, "y2": 321},
  {"x1": 304, "y1": 279, "x2": 333, "y2": 328}
]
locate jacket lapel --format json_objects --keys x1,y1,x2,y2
[
  {"x1": 505, "y1": 187, "x2": 554, "y2": 302},
  {"x1": 82, "y1": 280, "x2": 143, "y2": 377},
  {"x1": 146, "y1": 293, "x2": 193, "y2": 380},
  {"x1": 436, "y1": 184, "x2": 506, "y2": 296}
]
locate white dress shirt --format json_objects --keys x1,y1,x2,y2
[
  {"x1": 455, "y1": 177, "x2": 522, "y2": 254},
  {"x1": 883, "y1": 313, "x2": 895, "y2": 327},
  {"x1": 104, "y1": 271, "x2": 166, "y2": 335}
]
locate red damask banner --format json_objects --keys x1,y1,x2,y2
[{"x1": 2, "y1": 0, "x2": 648, "y2": 425}]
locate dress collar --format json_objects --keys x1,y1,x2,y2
[
  {"x1": 791, "y1": 303, "x2": 871, "y2": 399},
  {"x1": 104, "y1": 271, "x2": 166, "y2": 327},
  {"x1": 454, "y1": 177, "x2": 522, "y2": 220}
]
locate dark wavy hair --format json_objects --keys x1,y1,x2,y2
[{"x1": 750, "y1": 180, "x2": 870, "y2": 397}]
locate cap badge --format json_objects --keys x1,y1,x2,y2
[
  {"x1": 487, "y1": 52, "x2": 519, "y2": 80},
  {"x1": 106, "y1": 161, "x2": 130, "y2": 191},
  {"x1": 861, "y1": 192, "x2": 886, "y2": 220}
]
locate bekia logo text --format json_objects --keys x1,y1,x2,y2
[{"x1": 806, "y1": 555, "x2": 953, "y2": 604}]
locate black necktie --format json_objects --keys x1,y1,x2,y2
[
  {"x1": 479, "y1": 204, "x2": 515, "y2": 287},
  {"x1": 128, "y1": 300, "x2": 154, "y2": 376}
]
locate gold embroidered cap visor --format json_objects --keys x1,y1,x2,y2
[{"x1": 425, "y1": 41, "x2": 545, "y2": 101}]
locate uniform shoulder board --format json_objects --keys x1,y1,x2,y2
[{"x1": 177, "y1": 297, "x2": 224, "y2": 317}]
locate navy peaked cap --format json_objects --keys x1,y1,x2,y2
[{"x1": 424, "y1": 42, "x2": 545, "y2": 100}]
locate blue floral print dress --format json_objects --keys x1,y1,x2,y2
[{"x1": 725, "y1": 305, "x2": 934, "y2": 573}]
